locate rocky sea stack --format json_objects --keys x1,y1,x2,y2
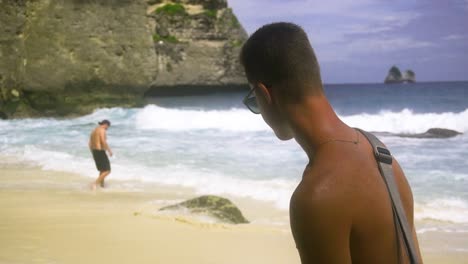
[
  {"x1": 384, "y1": 66, "x2": 416, "y2": 84},
  {"x1": 159, "y1": 195, "x2": 249, "y2": 224},
  {"x1": 0, "y1": 0, "x2": 248, "y2": 119}
]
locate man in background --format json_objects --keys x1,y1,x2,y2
[
  {"x1": 240, "y1": 22, "x2": 422, "y2": 263},
  {"x1": 89, "y1": 120, "x2": 113, "y2": 190}
]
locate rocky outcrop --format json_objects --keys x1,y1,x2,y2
[
  {"x1": 403, "y1": 70, "x2": 415, "y2": 83},
  {"x1": 147, "y1": 1, "x2": 247, "y2": 95},
  {"x1": 159, "y1": 195, "x2": 249, "y2": 224},
  {"x1": 397, "y1": 128, "x2": 462, "y2": 139},
  {"x1": 0, "y1": 0, "x2": 247, "y2": 118},
  {"x1": 384, "y1": 66, "x2": 416, "y2": 84}
]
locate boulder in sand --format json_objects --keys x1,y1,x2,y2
[{"x1": 159, "y1": 195, "x2": 249, "y2": 224}]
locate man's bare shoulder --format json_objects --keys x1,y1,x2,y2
[
  {"x1": 290, "y1": 168, "x2": 353, "y2": 263},
  {"x1": 91, "y1": 127, "x2": 100, "y2": 134},
  {"x1": 290, "y1": 165, "x2": 354, "y2": 225},
  {"x1": 91, "y1": 126, "x2": 105, "y2": 136}
]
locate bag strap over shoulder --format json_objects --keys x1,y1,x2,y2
[{"x1": 356, "y1": 128, "x2": 421, "y2": 264}]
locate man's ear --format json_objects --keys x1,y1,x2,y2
[{"x1": 257, "y1": 83, "x2": 272, "y2": 104}]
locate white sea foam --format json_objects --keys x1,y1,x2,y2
[
  {"x1": 4, "y1": 105, "x2": 455, "y2": 134},
  {"x1": 341, "y1": 108, "x2": 468, "y2": 134},
  {"x1": 415, "y1": 198, "x2": 468, "y2": 224},
  {"x1": 135, "y1": 105, "x2": 269, "y2": 131},
  {"x1": 2, "y1": 145, "x2": 296, "y2": 209},
  {"x1": 417, "y1": 227, "x2": 468, "y2": 234},
  {"x1": 2, "y1": 146, "x2": 97, "y2": 177},
  {"x1": 3, "y1": 144, "x2": 468, "y2": 223},
  {"x1": 131, "y1": 105, "x2": 468, "y2": 134}
]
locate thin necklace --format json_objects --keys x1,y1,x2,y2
[{"x1": 317, "y1": 129, "x2": 360, "y2": 148}]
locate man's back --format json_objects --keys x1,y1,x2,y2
[
  {"x1": 89, "y1": 127, "x2": 104, "y2": 150},
  {"x1": 290, "y1": 129, "x2": 420, "y2": 264}
]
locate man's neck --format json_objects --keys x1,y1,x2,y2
[{"x1": 284, "y1": 95, "x2": 352, "y2": 161}]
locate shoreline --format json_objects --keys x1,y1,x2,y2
[
  {"x1": 0, "y1": 157, "x2": 291, "y2": 227},
  {"x1": 0, "y1": 163, "x2": 467, "y2": 263}
]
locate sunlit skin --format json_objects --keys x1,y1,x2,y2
[
  {"x1": 89, "y1": 124, "x2": 112, "y2": 190},
  {"x1": 252, "y1": 82, "x2": 423, "y2": 263}
]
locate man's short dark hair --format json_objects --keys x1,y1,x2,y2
[
  {"x1": 98, "y1": 120, "x2": 111, "y2": 126},
  {"x1": 240, "y1": 22, "x2": 323, "y2": 102}
]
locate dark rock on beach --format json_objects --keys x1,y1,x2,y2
[
  {"x1": 159, "y1": 195, "x2": 249, "y2": 224},
  {"x1": 0, "y1": 0, "x2": 247, "y2": 118},
  {"x1": 397, "y1": 128, "x2": 462, "y2": 139}
]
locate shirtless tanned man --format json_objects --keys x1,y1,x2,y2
[
  {"x1": 240, "y1": 23, "x2": 423, "y2": 263},
  {"x1": 89, "y1": 120, "x2": 113, "y2": 190}
]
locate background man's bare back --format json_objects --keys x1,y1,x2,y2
[{"x1": 89, "y1": 127, "x2": 105, "y2": 150}]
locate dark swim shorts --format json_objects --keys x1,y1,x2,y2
[{"x1": 92, "y1": 149, "x2": 111, "y2": 172}]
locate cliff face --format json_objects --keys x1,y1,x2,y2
[
  {"x1": 0, "y1": 0, "x2": 28, "y2": 118},
  {"x1": 0, "y1": 0, "x2": 247, "y2": 118},
  {"x1": 147, "y1": 0, "x2": 247, "y2": 95}
]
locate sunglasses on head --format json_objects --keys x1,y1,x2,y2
[{"x1": 243, "y1": 85, "x2": 260, "y2": 114}]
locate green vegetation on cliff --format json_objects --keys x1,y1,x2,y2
[
  {"x1": 406, "y1": 70, "x2": 415, "y2": 79},
  {"x1": 389, "y1": 66, "x2": 402, "y2": 79},
  {"x1": 230, "y1": 39, "x2": 243, "y2": 47},
  {"x1": 155, "y1": 3, "x2": 186, "y2": 16},
  {"x1": 153, "y1": 33, "x2": 179, "y2": 44},
  {"x1": 204, "y1": 9, "x2": 218, "y2": 18}
]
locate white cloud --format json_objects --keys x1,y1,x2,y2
[
  {"x1": 344, "y1": 24, "x2": 394, "y2": 35},
  {"x1": 342, "y1": 13, "x2": 418, "y2": 35},
  {"x1": 230, "y1": 0, "x2": 375, "y2": 19},
  {"x1": 230, "y1": 0, "x2": 420, "y2": 45},
  {"x1": 443, "y1": 34, "x2": 465, "y2": 41},
  {"x1": 229, "y1": 0, "x2": 433, "y2": 63},
  {"x1": 315, "y1": 37, "x2": 434, "y2": 62},
  {"x1": 230, "y1": 0, "x2": 419, "y2": 31},
  {"x1": 346, "y1": 37, "x2": 434, "y2": 53}
]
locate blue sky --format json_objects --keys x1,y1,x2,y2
[{"x1": 229, "y1": 0, "x2": 468, "y2": 83}]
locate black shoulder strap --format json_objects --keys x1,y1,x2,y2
[{"x1": 356, "y1": 129, "x2": 421, "y2": 264}]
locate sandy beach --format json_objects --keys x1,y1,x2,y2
[
  {"x1": 1, "y1": 165, "x2": 467, "y2": 264},
  {"x1": 0, "y1": 165, "x2": 299, "y2": 264}
]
